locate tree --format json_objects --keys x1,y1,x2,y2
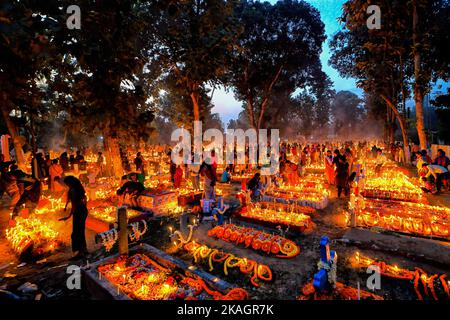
[
  {"x1": 0, "y1": 1, "x2": 59, "y2": 167},
  {"x1": 231, "y1": 0, "x2": 329, "y2": 137},
  {"x1": 411, "y1": 0, "x2": 450, "y2": 148},
  {"x1": 145, "y1": 0, "x2": 241, "y2": 131},
  {"x1": 431, "y1": 88, "x2": 450, "y2": 143},
  {"x1": 331, "y1": 0, "x2": 449, "y2": 151},
  {"x1": 49, "y1": 0, "x2": 155, "y2": 177},
  {"x1": 330, "y1": 91, "x2": 365, "y2": 138},
  {"x1": 330, "y1": 0, "x2": 412, "y2": 158}
]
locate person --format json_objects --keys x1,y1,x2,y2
[
  {"x1": 433, "y1": 149, "x2": 450, "y2": 169},
  {"x1": 12, "y1": 172, "x2": 41, "y2": 219},
  {"x1": 247, "y1": 172, "x2": 261, "y2": 200},
  {"x1": 420, "y1": 149, "x2": 432, "y2": 164},
  {"x1": 96, "y1": 152, "x2": 105, "y2": 176},
  {"x1": 31, "y1": 153, "x2": 46, "y2": 180},
  {"x1": 116, "y1": 174, "x2": 145, "y2": 208},
  {"x1": 44, "y1": 154, "x2": 52, "y2": 178},
  {"x1": 286, "y1": 161, "x2": 298, "y2": 185},
  {"x1": 397, "y1": 144, "x2": 405, "y2": 166},
  {"x1": 0, "y1": 165, "x2": 20, "y2": 210},
  {"x1": 188, "y1": 155, "x2": 200, "y2": 191},
  {"x1": 168, "y1": 151, "x2": 177, "y2": 183},
  {"x1": 75, "y1": 150, "x2": 87, "y2": 171},
  {"x1": 211, "y1": 196, "x2": 229, "y2": 225},
  {"x1": 344, "y1": 148, "x2": 354, "y2": 173},
  {"x1": 59, "y1": 152, "x2": 69, "y2": 172},
  {"x1": 173, "y1": 165, "x2": 183, "y2": 188},
  {"x1": 59, "y1": 176, "x2": 89, "y2": 260},
  {"x1": 334, "y1": 152, "x2": 349, "y2": 198},
  {"x1": 49, "y1": 159, "x2": 64, "y2": 193},
  {"x1": 374, "y1": 148, "x2": 387, "y2": 175},
  {"x1": 324, "y1": 150, "x2": 335, "y2": 185},
  {"x1": 69, "y1": 154, "x2": 76, "y2": 170},
  {"x1": 134, "y1": 152, "x2": 144, "y2": 173},
  {"x1": 210, "y1": 149, "x2": 218, "y2": 175},
  {"x1": 421, "y1": 163, "x2": 449, "y2": 193},
  {"x1": 75, "y1": 150, "x2": 85, "y2": 163},
  {"x1": 199, "y1": 161, "x2": 216, "y2": 200},
  {"x1": 221, "y1": 167, "x2": 232, "y2": 183}
]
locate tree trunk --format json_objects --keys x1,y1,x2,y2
[
  {"x1": 412, "y1": 0, "x2": 427, "y2": 149},
  {"x1": 0, "y1": 103, "x2": 25, "y2": 168},
  {"x1": 381, "y1": 95, "x2": 410, "y2": 161},
  {"x1": 190, "y1": 88, "x2": 200, "y2": 123},
  {"x1": 103, "y1": 135, "x2": 123, "y2": 178}
]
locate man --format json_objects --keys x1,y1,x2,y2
[
  {"x1": 433, "y1": 149, "x2": 450, "y2": 169},
  {"x1": 421, "y1": 163, "x2": 449, "y2": 193}
]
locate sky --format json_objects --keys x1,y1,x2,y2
[{"x1": 211, "y1": 0, "x2": 358, "y2": 125}]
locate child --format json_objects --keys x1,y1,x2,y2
[
  {"x1": 221, "y1": 167, "x2": 232, "y2": 183},
  {"x1": 212, "y1": 197, "x2": 230, "y2": 225}
]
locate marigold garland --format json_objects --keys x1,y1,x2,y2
[
  {"x1": 352, "y1": 252, "x2": 450, "y2": 300},
  {"x1": 208, "y1": 224, "x2": 300, "y2": 258},
  {"x1": 183, "y1": 241, "x2": 273, "y2": 287}
]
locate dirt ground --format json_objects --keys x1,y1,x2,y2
[{"x1": 1, "y1": 172, "x2": 449, "y2": 300}]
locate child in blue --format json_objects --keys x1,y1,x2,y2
[
  {"x1": 221, "y1": 167, "x2": 232, "y2": 183},
  {"x1": 212, "y1": 197, "x2": 229, "y2": 225}
]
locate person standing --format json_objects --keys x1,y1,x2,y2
[
  {"x1": 59, "y1": 152, "x2": 69, "y2": 172},
  {"x1": 189, "y1": 155, "x2": 201, "y2": 191},
  {"x1": 324, "y1": 150, "x2": 335, "y2": 185},
  {"x1": 96, "y1": 152, "x2": 105, "y2": 176},
  {"x1": 173, "y1": 165, "x2": 183, "y2": 188},
  {"x1": 200, "y1": 161, "x2": 216, "y2": 200},
  {"x1": 333, "y1": 150, "x2": 349, "y2": 198},
  {"x1": 59, "y1": 176, "x2": 89, "y2": 260},
  {"x1": 134, "y1": 152, "x2": 144, "y2": 172},
  {"x1": 49, "y1": 159, "x2": 64, "y2": 193}
]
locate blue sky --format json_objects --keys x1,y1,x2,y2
[{"x1": 212, "y1": 0, "x2": 356, "y2": 124}]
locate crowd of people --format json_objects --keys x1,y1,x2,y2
[{"x1": 0, "y1": 139, "x2": 449, "y2": 261}]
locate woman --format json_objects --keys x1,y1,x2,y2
[
  {"x1": 59, "y1": 176, "x2": 88, "y2": 260},
  {"x1": 324, "y1": 150, "x2": 335, "y2": 185},
  {"x1": 200, "y1": 161, "x2": 216, "y2": 200}
]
